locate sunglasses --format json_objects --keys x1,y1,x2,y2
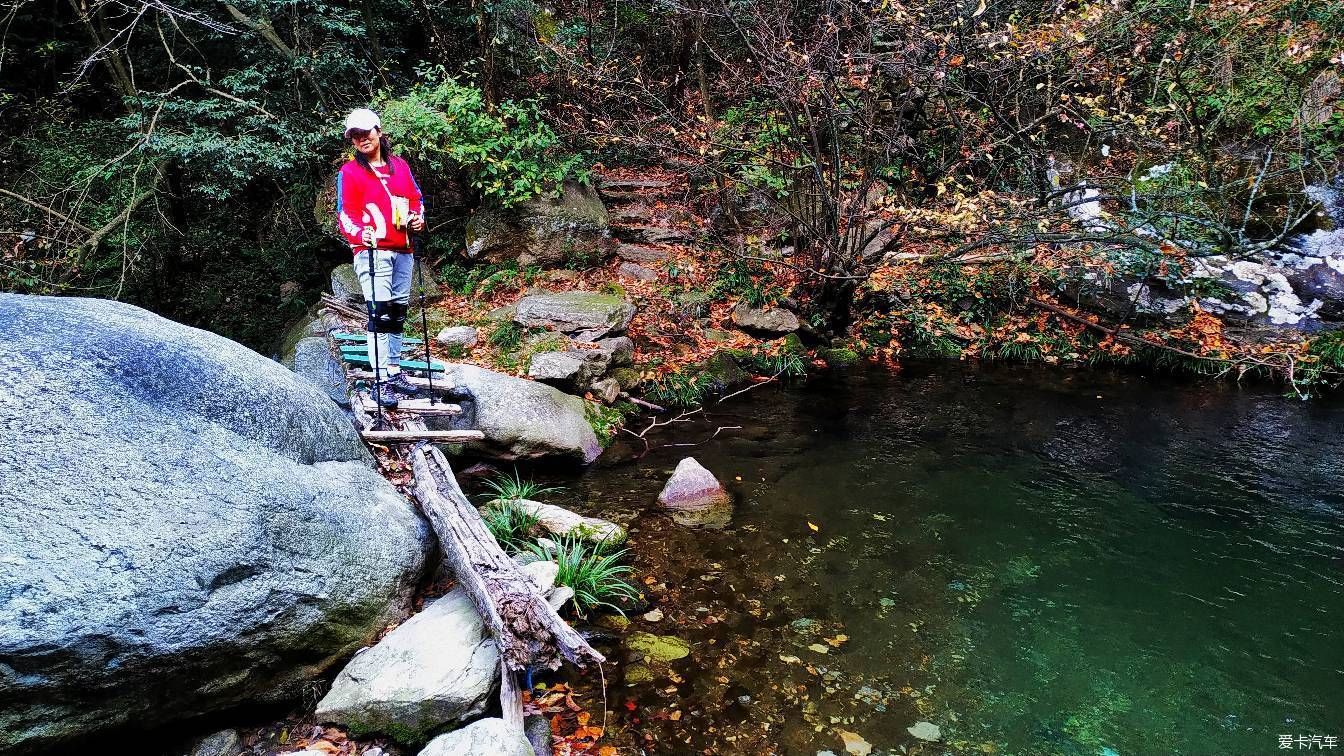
[{"x1": 348, "y1": 128, "x2": 378, "y2": 141}]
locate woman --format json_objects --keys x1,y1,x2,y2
[{"x1": 336, "y1": 108, "x2": 426, "y2": 407}]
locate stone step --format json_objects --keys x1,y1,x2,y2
[
  {"x1": 613, "y1": 224, "x2": 693, "y2": 245},
  {"x1": 616, "y1": 243, "x2": 671, "y2": 264},
  {"x1": 609, "y1": 205, "x2": 654, "y2": 225},
  {"x1": 598, "y1": 178, "x2": 674, "y2": 190}
]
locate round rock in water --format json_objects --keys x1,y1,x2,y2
[
  {"x1": 0, "y1": 294, "x2": 432, "y2": 753},
  {"x1": 656, "y1": 457, "x2": 733, "y2": 528}
]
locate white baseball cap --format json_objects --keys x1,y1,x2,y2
[{"x1": 343, "y1": 108, "x2": 381, "y2": 137}]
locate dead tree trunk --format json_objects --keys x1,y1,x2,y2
[{"x1": 409, "y1": 442, "x2": 606, "y2": 674}]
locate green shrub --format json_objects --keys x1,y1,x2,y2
[
  {"x1": 527, "y1": 534, "x2": 639, "y2": 616},
  {"x1": 379, "y1": 68, "x2": 587, "y2": 207},
  {"x1": 584, "y1": 401, "x2": 630, "y2": 447},
  {"x1": 1308, "y1": 331, "x2": 1344, "y2": 368}
]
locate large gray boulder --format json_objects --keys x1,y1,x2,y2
[
  {"x1": 514, "y1": 291, "x2": 636, "y2": 341},
  {"x1": 429, "y1": 364, "x2": 602, "y2": 464},
  {"x1": 418, "y1": 718, "x2": 534, "y2": 756},
  {"x1": 0, "y1": 294, "x2": 433, "y2": 753},
  {"x1": 465, "y1": 180, "x2": 609, "y2": 267},
  {"x1": 331, "y1": 263, "x2": 364, "y2": 303},
  {"x1": 315, "y1": 588, "x2": 499, "y2": 744}
]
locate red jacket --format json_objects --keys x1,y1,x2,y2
[{"x1": 336, "y1": 155, "x2": 424, "y2": 253}]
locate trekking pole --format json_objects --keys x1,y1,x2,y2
[
  {"x1": 411, "y1": 230, "x2": 437, "y2": 405},
  {"x1": 367, "y1": 237, "x2": 385, "y2": 427}
]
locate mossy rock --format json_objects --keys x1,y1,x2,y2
[
  {"x1": 609, "y1": 367, "x2": 643, "y2": 391},
  {"x1": 331, "y1": 263, "x2": 363, "y2": 303},
  {"x1": 777, "y1": 332, "x2": 806, "y2": 355},
  {"x1": 627, "y1": 632, "x2": 691, "y2": 662},
  {"x1": 818, "y1": 346, "x2": 861, "y2": 367},
  {"x1": 624, "y1": 664, "x2": 654, "y2": 685},
  {"x1": 465, "y1": 180, "x2": 609, "y2": 267},
  {"x1": 697, "y1": 351, "x2": 748, "y2": 392},
  {"x1": 675, "y1": 290, "x2": 715, "y2": 318}
]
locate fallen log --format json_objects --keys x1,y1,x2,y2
[{"x1": 408, "y1": 435, "x2": 606, "y2": 732}]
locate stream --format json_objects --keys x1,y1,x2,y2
[{"x1": 539, "y1": 362, "x2": 1344, "y2": 755}]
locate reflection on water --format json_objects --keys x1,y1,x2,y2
[{"x1": 546, "y1": 363, "x2": 1344, "y2": 755}]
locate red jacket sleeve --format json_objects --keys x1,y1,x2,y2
[{"x1": 336, "y1": 163, "x2": 364, "y2": 249}]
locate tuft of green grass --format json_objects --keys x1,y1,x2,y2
[
  {"x1": 527, "y1": 534, "x2": 639, "y2": 616},
  {"x1": 1308, "y1": 330, "x2": 1344, "y2": 368},
  {"x1": 644, "y1": 371, "x2": 712, "y2": 408},
  {"x1": 481, "y1": 469, "x2": 563, "y2": 504},
  {"x1": 481, "y1": 500, "x2": 541, "y2": 554},
  {"x1": 584, "y1": 401, "x2": 629, "y2": 448},
  {"x1": 487, "y1": 319, "x2": 526, "y2": 351}
]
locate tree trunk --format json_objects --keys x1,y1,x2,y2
[{"x1": 408, "y1": 434, "x2": 604, "y2": 673}]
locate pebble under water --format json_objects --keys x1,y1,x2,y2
[{"x1": 545, "y1": 362, "x2": 1344, "y2": 756}]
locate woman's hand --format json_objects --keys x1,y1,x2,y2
[
  {"x1": 408, "y1": 213, "x2": 425, "y2": 232},
  {"x1": 360, "y1": 227, "x2": 378, "y2": 247}
]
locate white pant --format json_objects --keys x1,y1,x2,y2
[{"x1": 353, "y1": 249, "x2": 415, "y2": 380}]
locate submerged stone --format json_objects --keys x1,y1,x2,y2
[
  {"x1": 907, "y1": 721, "x2": 942, "y2": 742},
  {"x1": 627, "y1": 632, "x2": 691, "y2": 662},
  {"x1": 624, "y1": 664, "x2": 654, "y2": 684}
]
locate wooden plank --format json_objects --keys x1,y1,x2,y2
[
  {"x1": 341, "y1": 353, "x2": 447, "y2": 372},
  {"x1": 347, "y1": 370, "x2": 455, "y2": 391},
  {"x1": 357, "y1": 398, "x2": 462, "y2": 415},
  {"x1": 361, "y1": 430, "x2": 485, "y2": 442},
  {"x1": 334, "y1": 331, "x2": 423, "y2": 345}
]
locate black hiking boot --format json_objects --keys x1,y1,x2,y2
[
  {"x1": 369, "y1": 384, "x2": 399, "y2": 409},
  {"x1": 385, "y1": 372, "x2": 422, "y2": 398}
]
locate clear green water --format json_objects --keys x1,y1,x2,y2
[{"x1": 550, "y1": 363, "x2": 1344, "y2": 755}]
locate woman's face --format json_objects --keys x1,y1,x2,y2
[{"x1": 349, "y1": 127, "x2": 381, "y2": 159}]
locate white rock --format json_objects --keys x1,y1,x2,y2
[
  {"x1": 907, "y1": 720, "x2": 942, "y2": 741},
  {"x1": 546, "y1": 586, "x2": 575, "y2": 611},
  {"x1": 418, "y1": 717, "x2": 534, "y2": 756},
  {"x1": 513, "y1": 499, "x2": 627, "y2": 544},
  {"x1": 436, "y1": 326, "x2": 479, "y2": 349},
  {"x1": 520, "y1": 559, "x2": 559, "y2": 592},
  {"x1": 656, "y1": 457, "x2": 733, "y2": 528},
  {"x1": 314, "y1": 587, "x2": 499, "y2": 743}
]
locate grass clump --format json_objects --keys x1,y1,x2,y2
[
  {"x1": 644, "y1": 371, "x2": 713, "y2": 408},
  {"x1": 481, "y1": 469, "x2": 563, "y2": 504},
  {"x1": 527, "y1": 533, "x2": 639, "y2": 616},
  {"x1": 585, "y1": 400, "x2": 631, "y2": 448},
  {"x1": 481, "y1": 500, "x2": 541, "y2": 553},
  {"x1": 478, "y1": 470, "x2": 563, "y2": 553}
]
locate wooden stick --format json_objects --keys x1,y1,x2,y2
[
  {"x1": 499, "y1": 658, "x2": 524, "y2": 734},
  {"x1": 360, "y1": 429, "x2": 484, "y2": 442},
  {"x1": 357, "y1": 398, "x2": 463, "y2": 416},
  {"x1": 320, "y1": 293, "x2": 367, "y2": 320}
]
